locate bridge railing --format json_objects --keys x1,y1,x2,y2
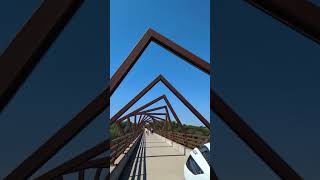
[
  {"x1": 155, "y1": 130, "x2": 209, "y2": 149},
  {"x1": 3, "y1": 0, "x2": 318, "y2": 177},
  {"x1": 110, "y1": 130, "x2": 143, "y2": 165}
]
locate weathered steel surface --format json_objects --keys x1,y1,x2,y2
[
  {"x1": 35, "y1": 140, "x2": 109, "y2": 179},
  {"x1": 244, "y1": 0, "x2": 320, "y2": 44},
  {"x1": 0, "y1": 0, "x2": 84, "y2": 112},
  {"x1": 211, "y1": 90, "x2": 302, "y2": 179}
]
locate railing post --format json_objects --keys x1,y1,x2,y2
[
  {"x1": 179, "y1": 128, "x2": 187, "y2": 155},
  {"x1": 116, "y1": 138, "x2": 120, "y2": 164}
]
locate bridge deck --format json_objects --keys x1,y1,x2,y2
[{"x1": 119, "y1": 131, "x2": 188, "y2": 180}]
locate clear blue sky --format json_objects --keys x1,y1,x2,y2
[
  {"x1": 110, "y1": 0, "x2": 210, "y2": 126},
  {"x1": 2, "y1": 0, "x2": 319, "y2": 179}
]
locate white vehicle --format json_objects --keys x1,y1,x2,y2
[{"x1": 184, "y1": 143, "x2": 210, "y2": 180}]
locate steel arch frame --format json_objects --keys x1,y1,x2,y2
[{"x1": 3, "y1": 0, "x2": 319, "y2": 175}]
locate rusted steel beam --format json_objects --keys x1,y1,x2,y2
[
  {"x1": 150, "y1": 29, "x2": 210, "y2": 74},
  {"x1": 108, "y1": 28, "x2": 210, "y2": 156},
  {"x1": 64, "y1": 157, "x2": 109, "y2": 174},
  {"x1": 141, "y1": 121, "x2": 152, "y2": 129},
  {"x1": 137, "y1": 106, "x2": 168, "y2": 129},
  {"x1": 162, "y1": 114, "x2": 167, "y2": 130},
  {"x1": 211, "y1": 90, "x2": 302, "y2": 179},
  {"x1": 134, "y1": 115, "x2": 137, "y2": 131},
  {"x1": 142, "y1": 115, "x2": 148, "y2": 124},
  {"x1": 143, "y1": 118, "x2": 150, "y2": 122},
  {"x1": 148, "y1": 115, "x2": 166, "y2": 121},
  {"x1": 78, "y1": 169, "x2": 84, "y2": 180},
  {"x1": 138, "y1": 118, "x2": 146, "y2": 129},
  {"x1": 109, "y1": 27, "x2": 301, "y2": 179},
  {"x1": 110, "y1": 28, "x2": 210, "y2": 96},
  {"x1": 147, "y1": 114, "x2": 167, "y2": 130},
  {"x1": 0, "y1": 0, "x2": 84, "y2": 112},
  {"x1": 144, "y1": 116, "x2": 152, "y2": 122},
  {"x1": 35, "y1": 140, "x2": 109, "y2": 180},
  {"x1": 139, "y1": 106, "x2": 167, "y2": 113},
  {"x1": 211, "y1": 167, "x2": 219, "y2": 180},
  {"x1": 139, "y1": 115, "x2": 148, "y2": 127},
  {"x1": 138, "y1": 114, "x2": 143, "y2": 124},
  {"x1": 115, "y1": 103, "x2": 168, "y2": 127},
  {"x1": 111, "y1": 76, "x2": 162, "y2": 122},
  {"x1": 118, "y1": 90, "x2": 188, "y2": 131},
  {"x1": 152, "y1": 118, "x2": 163, "y2": 130},
  {"x1": 164, "y1": 114, "x2": 169, "y2": 130},
  {"x1": 112, "y1": 94, "x2": 165, "y2": 123},
  {"x1": 145, "y1": 112, "x2": 166, "y2": 116},
  {"x1": 7, "y1": 89, "x2": 108, "y2": 179},
  {"x1": 142, "y1": 119, "x2": 149, "y2": 124},
  {"x1": 142, "y1": 115, "x2": 149, "y2": 122},
  {"x1": 138, "y1": 115, "x2": 145, "y2": 124},
  {"x1": 148, "y1": 117, "x2": 164, "y2": 128},
  {"x1": 94, "y1": 168, "x2": 102, "y2": 180},
  {"x1": 122, "y1": 103, "x2": 174, "y2": 131},
  {"x1": 145, "y1": 118, "x2": 156, "y2": 129},
  {"x1": 164, "y1": 106, "x2": 173, "y2": 130},
  {"x1": 163, "y1": 96, "x2": 183, "y2": 127},
  {"x1": 55, "y1": 176, "x2": 64, "y2": 180},
  {"x1": 116, "y1": 121, "x2": 125, "y2": 136},
  {"x1": 149, "y1": 117, "x2": 157, "y2": 127},
  {"x1": 105, "y1": 172, "x2": 110, "y2": 180},
  {"x1": 112, "y1": 75, "x2": 209, "y2": 128},
  {"x1": 146, "y1": 119, "x2": 154, "y2": 126},
  {"x1": 149, "y1": 116, "x2": 166, "y2": 130},
  {"x1": 160, "y1": 75, "x2": 210, "y2": 129},
  {"x1": 142, "y1": 116, "x2": 148, "y2": 122},
  {"x1": 128, "y1": 118, "x2": 133, "y2": 132},
  {"x1": 110, "y1": 30, "x2": 152, "y2": 95},
  {"x1": 244, "y1": 0, "x2": 320, "y2": 44},
  {"x1": 134, "y1": 112, "x2": 166, "y2": 116},
  {"x1": 121, "y1": 117, "x2": 131, "y2": 133},
  {"x1": 108, "y1": 27, "x2": 210, "y2": 144}
]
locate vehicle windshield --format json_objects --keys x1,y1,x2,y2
[
  {"x1": 186, "y1": 155, "x2": 203, "y2": 175},
  {"x1": 198, "y1": 145, "x2": 210, "y2": 166}
]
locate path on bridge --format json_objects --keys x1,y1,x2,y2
[{"x1": 119, "y1": 130, "x2": 188, "y2": 180}]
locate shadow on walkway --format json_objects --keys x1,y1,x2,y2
[
  {"x1": 119, "y1": 134, "x2": 147, "y2": 180},
  {"x1": 145, "y1": 146, "x2": 172, "y2": 148},
  {"x1": 119, "y1": 132, "x2": 187, "y2": 179},
  {"x1": 146, "y1": 154, "x2": 186, "y2": 158}
]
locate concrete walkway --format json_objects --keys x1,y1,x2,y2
[{"x1": 119, "y1": 130, "x2": 188, "y2": 180}]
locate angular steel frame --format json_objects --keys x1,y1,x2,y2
[
  {"x1": 0, "y1": 0, "x2": 85, "y2": 112},
  {"x1": 138, "y1": 105, "x2": 172, "y2": 129},
  {"x1": 244, "y1": 0, "x2": 320, "y2": 44},
  {"x1": 111, "y1": 75, "x2": 210, "y2": 128},
  {"x1": 34, "y1": 140, "x2": 109, "y2": 179},
  {"x1": 107, "y1": 29, "x2": 301, "y2": 179},
  {"x1": 1, "y1": 0, "x2": 319, "y2": 114},
  {"x1": 2, "y1": 0, "x2": 318, "y2": 176},
  {"x1": 114, "y1": 100, "x2": 178, "y2": 133},
  {"x1": 113, "y1": 94, "x2": 183, "y2": 127},
  {"x1": 113, "y1": 101, "x2": 175, "y2": 133},
  {"x1": 5, "y1": 88, "x2": 109, "y2": 179}
]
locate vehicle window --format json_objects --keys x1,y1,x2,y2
[
  {"x1": 186, "y1": 155, "x2": 204, "y2": 175},
  {"x1": 199, "y1": 145, "x2": 210, "y2": 166}
]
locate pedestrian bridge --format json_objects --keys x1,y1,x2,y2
[
  {"x1": 2, "y1": 3, "x2": 311, "y2": 177},
  {"x1": 110, "y1": 129, "x2": 209, "y2": 180},
  {"x1": 117, "y1": 131, "x2": 188, "y2": 180}
]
